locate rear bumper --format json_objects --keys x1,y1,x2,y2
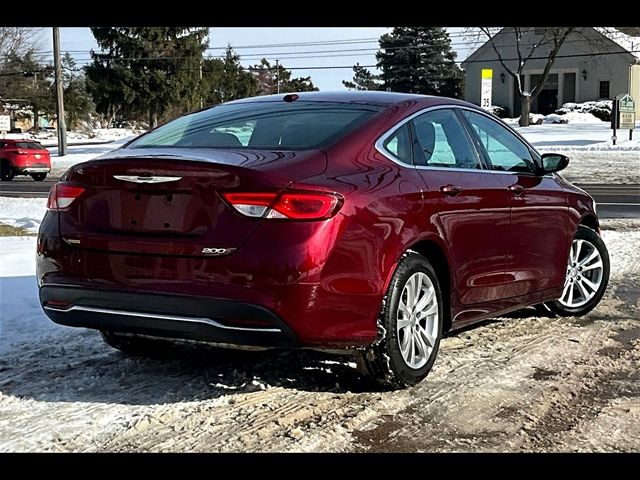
[
  {"x1": 40, "y1": 285, "x2": 298, "y2": 347},
  {"x1": 13, "y1": 164, "x2": 50, "y2": 174}
]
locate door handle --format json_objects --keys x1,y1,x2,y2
[
  {"x1": 440, "y1": 184, "x2": 462, "y2": 196},
  {"x1": 507, "y1": 184, "x2": 524, "y2": 196}
]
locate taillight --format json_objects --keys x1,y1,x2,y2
[
  {"x1": 47, "y1": 183, "x2": 85, "y2": 211},
  {"x1": 223, "y1": 191, "x2": 343, "y2": 220}
]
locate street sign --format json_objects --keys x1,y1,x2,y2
[
  {"x1": 0, "y1": 115, "x2": 10, "y2": 132},
  {"x1": 618, "y1": 94, "x2": 635, "y2": 113},
  {"x1": 481, "y1": 69, "x2": 493, "y2": 110}
]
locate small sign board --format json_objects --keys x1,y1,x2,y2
[
  {"x1": 0, "y1": 115, "x2": 10, "y2": 132},
  {"x1": 618, "y1": 94, "x2": 635, "y2": 113},
  {"x1": 481, "y1": 69, "x2": 493, "y2": 110},
  {"x1": 620, "y1": 111, "x2": 636, "y2": 129}
]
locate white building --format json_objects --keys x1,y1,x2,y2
[{"x1": 462, "y1": 28, "x2": 640, "y2": 116}]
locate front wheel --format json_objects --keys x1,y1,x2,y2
[
  {"x1": 30, "y1": 173, "x2": 47, "y2": 181},
  {"x1": 546, "y1": 226, "x2": 610, "y2": 316},
  {"x1": 358, "y1": 252, "x2": 443, "y2": 389}
]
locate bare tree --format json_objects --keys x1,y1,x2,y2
[
  {"x1": 468, "y1": 27, "x2": 575, "y2": 126},
  {"x1": 0, "y1": 27, "x2": 43, "y2": 66}
]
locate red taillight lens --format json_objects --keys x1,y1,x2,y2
[
  {"x1": 223, "y1": 191, "x2": 342, "y2": 221},
  {"x1": 47, "y1": 183, "x2": 85, "y2": 211}
]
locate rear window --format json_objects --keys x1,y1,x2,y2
[
  {"x1": 15, "y1": 142, "x2": 45, "y2": 150},
  {"x1": 126, "y1": 101, "x2": 383, "y2": 150}
]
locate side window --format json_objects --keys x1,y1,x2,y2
[
  {"x1": 411, "y1": 109, "x2": 480, "y2": 169},
  {"x1": 462, "y1": 110, "x2": 535, "y2": 173},
  {"x1": 382, "y1": 123, "x2": 412, "y2": 165}
]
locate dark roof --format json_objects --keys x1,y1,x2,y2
[{"x1": 225, "y1": 90, "x2": 460, "y2": 107}]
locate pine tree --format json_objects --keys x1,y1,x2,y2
[
  {"x1": 376, "y1": 27, "x2": 461, "y2": 97},
  {"x1": 201, "y1": 46, "x2": 257, "y2": 104},
  {"x1": 342, "y1": 63, "x2": 381, "y2": 91},
  {"x1": 85, "y1": 27, "x2": 208, "y2": 128},
  {"x1": 252, "y1": 58, "x2": 319, "y2": 95}
]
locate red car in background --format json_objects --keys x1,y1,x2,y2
[
  {"x1": 37, "y1": 92, "x2": 610, "y2": 388},
  {"x1": 0, "y1": 139, "x2": 51, "y2": 181}
]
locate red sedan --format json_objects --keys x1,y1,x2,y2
[
  {"x1": 0, "y1": 139, "x2": 51, "y2": 181},
  {"x1": 37, "y1": 92, "x2": 609, "y2": 388}
]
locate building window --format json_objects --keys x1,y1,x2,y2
[
  {"x1": 599, "y1": 81, "x2": 610, "y2": 99},
  {"x1": 534, "y1": 27, "x2": 546, "y2": 35}
]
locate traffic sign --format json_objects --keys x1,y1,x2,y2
[{"x1": 481, "y1": 69, "x2": 492, "y2": 110}]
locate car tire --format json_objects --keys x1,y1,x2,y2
[
  {"x1": 0, "y1": 159, "x2": 14, "y2": 181},
  {"x1": 101, "y1": 330, "x2": 174, "y2": 358},
  {"x1": 358, "y1": 251, "x2": 443, "y2": 389},
  {"x1": 31, "y1": 173, "x2": 47, "y2": 181},
  {"x1": 546, "y1": 226, "x2": 610, "y2": 317}
]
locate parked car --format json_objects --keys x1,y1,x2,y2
[
  {"x1": 0, "y1": 139, "x2": 51, "y2": 181},
  {"x1": 37, "y1": 92, "x2": 609, "y2": 388}
]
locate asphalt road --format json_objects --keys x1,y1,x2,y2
[{"x1": 0, "y1": 177, "x2": 638, "y2": 219}]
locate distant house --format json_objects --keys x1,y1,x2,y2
[{"x1": 462, "y1": 28, "x2": 640, "y2": 116}]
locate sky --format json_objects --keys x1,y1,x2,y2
[{"x1": 34, "y1": 27, "x2": 475, "y2": 91}]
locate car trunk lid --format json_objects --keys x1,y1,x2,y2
[{"x1": 58, "y1": 148, "x2": 326, "y2": 256}]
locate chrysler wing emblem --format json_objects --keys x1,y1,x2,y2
[{"x1": 113, "y1": 175, "x2": 182, "y2": 184}]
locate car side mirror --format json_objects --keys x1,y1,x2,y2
[{"x1": 540, "y1": 153, "x2": 569, "y2": 174}]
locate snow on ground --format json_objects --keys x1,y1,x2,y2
[
  {"x1": 511, "y1": 118, "x2": 640, "y2": 151},
  {"x1": 0, "y1": 220, "x2": 638, "y2": 452},
  {"x1": 48, "y1": 136, "x2": 134, "y2": 176},
  {"x1": 4, "y1": 128, "x2": 140, "y2": 147},
  {"x1": 0, "y1": 197, "x2": 47, "y2": 234}
]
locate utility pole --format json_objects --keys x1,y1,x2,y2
[
  {"x1": 275, "y1": 59, "x2": 280, "y2": 94},
  {"x1": 53, "y1": 27, "x2": 67, "y2": 156},
  {"x1": 199, "y1": 58, "x2": 203, "y2": 109}
]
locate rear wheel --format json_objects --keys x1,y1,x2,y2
[
  {"x1": 546, "y1": 226, "x2": 609, "y2": 317},
  {"x1": 0, "y1": 159, "x2": 14, "y2": 181},
  {"x1": 358, "y1": 252, "x2": 443, "y2": 389},
  {"x1": 101, "y1": 330, "x2": 174, "y2": 358},
  {"x1": 30, "y1": 173, "x2": 47, "y2": 181}
]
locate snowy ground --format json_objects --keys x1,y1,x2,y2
[
  {"x1": 511, "y1": 120, "x2": 640, "y2": 151},
  {"x1": 0, "y1": 197, "x2": 47, "y2": 234},
  {"x1": 0, "y1": 219, "x2": 638, "y2": 452},
  {"x1": 4, "y1": 128, "x2": 139, "y2": 147}
]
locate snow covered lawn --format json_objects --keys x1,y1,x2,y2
[
  {"x1": 513, "y1": 120, "x2": 640, "y2": 151},
  {"x1": 0, "y1": 198, "x2": 47, "y2": 235}
]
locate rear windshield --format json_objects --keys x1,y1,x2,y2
[
  {"x1": 126, "y1": 101, "x2": 383, "y2": 150},
  {"x1": 15, "y1": 142, "x2": 45, "y2": 150}
]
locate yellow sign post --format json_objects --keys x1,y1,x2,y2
[{"x1": 481, "y1": 69, "x2": 493, "y2": 110}]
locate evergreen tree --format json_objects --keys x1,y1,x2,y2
[
  {"x1": 376, "y1": 27, "x2": 461, "y2": 97},
  {"x1": 85, "y1": 27, "x2": 208, "y2": 128},
  {"x1": 252, "y1": 58, "x2": 318, "y2": 95},
  {"x1": 342, "y1": 63, "x2": 381, "y2": 91},
  {"x1": 201, "y1": 47, "x2": 257, "y2": 104}
]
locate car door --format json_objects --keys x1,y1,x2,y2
[
  {"x1": 409, "y1": 107, "x2": 513, "y2": 306},
  {"x1": 459, "y1": 109, "x2": 569, "y2": 298}
]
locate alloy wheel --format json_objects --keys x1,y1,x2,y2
[
  {"x1": 396, "y1": 272, "x2": 439, "y2": 369},
  {"x1": 558, "y1": 239, "x2": 604, "y2": 308}
]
